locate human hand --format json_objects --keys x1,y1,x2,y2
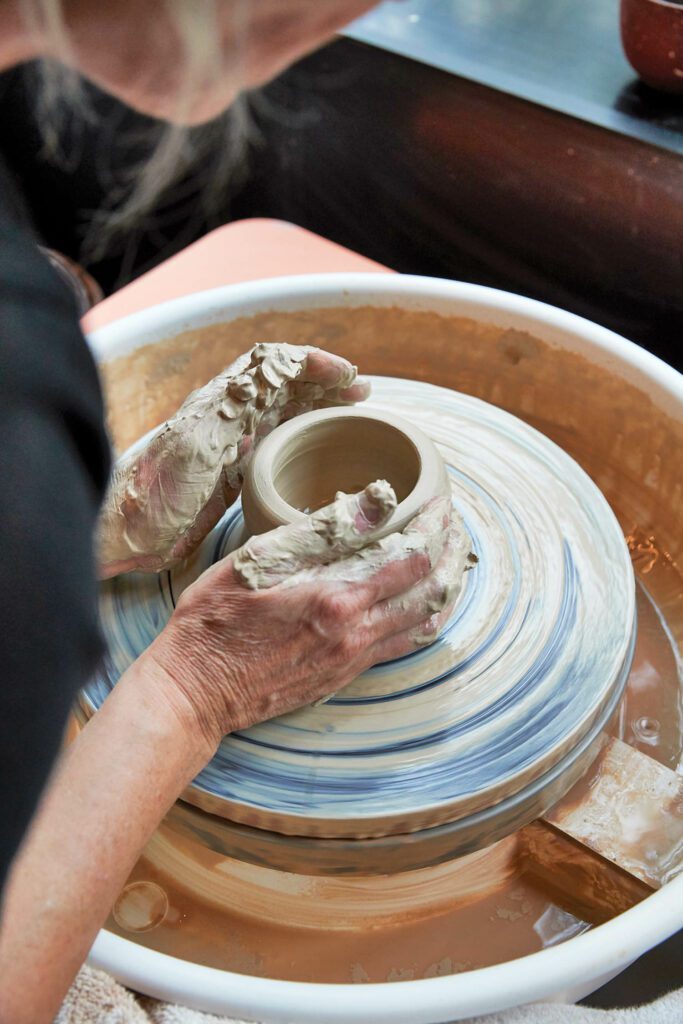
[
  {"x1": 98, "y1": 344, "x2": 369, "y2": 578},
  {"x1": 143, "y1": 482, "x2": 471, "y2": 748}
]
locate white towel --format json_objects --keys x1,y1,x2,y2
[{"x1": 56, "y1": 965, "x2": 683, "y2": 1024}]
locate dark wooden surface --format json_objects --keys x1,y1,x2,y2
[
  {"x1": 346, "y1": 0, "x2": 683, "y2": 153},
  {"x1": 243, "y1": 36, "x2": 683, "y2": 369}
]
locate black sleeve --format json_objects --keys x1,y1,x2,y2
[{"x1": 0, "y1": 164, "x2": 111, "y2": 893}]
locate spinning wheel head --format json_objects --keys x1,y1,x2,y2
[{"x1": 84, "y1": 378, "x2": 635, "y2": 855}]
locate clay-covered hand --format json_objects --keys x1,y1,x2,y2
[
  {"x1": 98, "y1": 343, "x2": 370, "y2": 578},
  {"x1": 142, "y1": 483, "x2": 471, "y2": 745}
]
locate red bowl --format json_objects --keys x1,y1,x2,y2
[{"x1": 621, "y1": 0, "x2": 683, "y2": 93}]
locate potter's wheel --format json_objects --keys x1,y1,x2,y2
[{"x1": 82, "y1": 378, "x2": 635, "y2": 846}]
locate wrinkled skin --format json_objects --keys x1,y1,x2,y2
[{"x1": 147, "y1": 487, "x2": 467, "y2": 743}]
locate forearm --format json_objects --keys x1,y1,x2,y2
[{"x1": 0, "y1": 654, "x2": 216, "y2": 1024}]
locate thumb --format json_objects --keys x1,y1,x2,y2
[{"x1": 232, "y1": 481, "x2": 397, "y2": 590}]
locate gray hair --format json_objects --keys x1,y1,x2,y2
[{"x1": 23, "y1": 0, "x2": 255, "y2": 263}]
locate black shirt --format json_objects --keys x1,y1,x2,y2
[{"x1": 0, "y1": 157, "x2": 110, "y2": 892}]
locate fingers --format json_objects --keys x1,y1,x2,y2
[
  {"x1": 274, "y1": 372, "x2": 371, "y2": 419},
  {"x1": 99, "y1": 346, "x2": 365, "y2": 579},
  {"x1": 366, "y1": 529, "x2": 471, "y2": 665},
  {"x1": 409, "y1": 598, "x2": 456, "y2": 647},
  {"x1": 376, "y1": 576, "x2": 459, "y2": 662},
  {"x1": 299, "y1": 349, "x2": 357, "y2": 390},
  {"x1": 309, "y1": 557, "x2": 459, "y2": 706},
  {"x1": 327, "y1": 377, "x2": 372, "y2": 405},
  {"x1": 356, "y1": 483, "x2": 395, "y2": 529},
  {"x1": 306, "y1": 496, "x2": 452, "y2": 602},
  {"x1": 225, "y1": 356, "x2": 370, "y2": 486},
  {"x1": 311, "y1": 508, "x2": 468, "y2": 654},
  {"x1": 232, "y1": 482, "x2": 398, "y2": 589},
  {"x1": 302, "y1": 511, "x2": 470, "y2": 694},
  {"x1": 400, "y1": 495, "x2": 455, "y2": 571},
  {"x1": 299, "y1": 503, "x2": 448, "y2": 606},
  {"x1": 366, "y1": 518, "x2": 470, "y2": 642},
  {"x1": 366, "y1": 613, "x2": 443, "y2": 666}
]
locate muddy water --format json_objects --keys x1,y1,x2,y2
[
  {"x1": 99, "y1": 308, "x2": 682, "y2": 983},
  {"x1": 108, "y1": 857, "x2": 589, "y2": 982},
  {"x1": 622, "y1": 536, "x2": 683, "y2": 772},
  {"x1": 103, "y1": 541, "x2": 682, "y2": 983}
]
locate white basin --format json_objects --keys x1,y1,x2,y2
[{"x1": 87, "y1": 273, "x2": 683, "y2": 1023}]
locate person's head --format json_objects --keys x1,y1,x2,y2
[
  {"x1": 7, "y1": 0, "x2": 381, "y2": 124},
  {"x1": 0, "y1": 0, "x2": 384, "y2": 255}
]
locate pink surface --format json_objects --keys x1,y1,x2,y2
[{"x1": 83, "y1": 218, "x2": 388, "y2": 332}]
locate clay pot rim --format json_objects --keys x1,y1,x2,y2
[{"x1": 243, "y1": 405, "x2": 446, "y2": 536}]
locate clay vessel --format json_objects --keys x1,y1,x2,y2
[
  {"x1": 620, "y1": 0, "x2": 683, "y2": 93},
  {"x1": 241, "y1": 406, "x2": 450, "y2": 538}
]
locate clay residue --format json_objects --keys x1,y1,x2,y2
[
  {"x1": 545, "y1": 737, "x2": 683, "y2": 888},
  {"x1": 98, "y1": 304, "x2": 683, "y2": 695},
  {"x1": 233, "y1": 480, "x2": 397, "y2": 590},
  {"x1": 234, "y1": 482, "x2": 472, "y2": 657},
  {"x1": 90, "y1": 554, "x2": 682, "y2": 979},
  {"x1": 98, "y1": 342, "x2": 357, "y2": 574},
  {"x1": 521, "y1": 820, "x2": 650, "y2": 925}
]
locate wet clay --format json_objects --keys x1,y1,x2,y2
[
  {"x1": 221, "y1": 400, "x2": 467, "y2": 697},
  {"x1": 233, "y1": 480, "x2": 398, "y2": 590},
  {"x1": 98, "y1": 343, "x2": 357, "y2": 574},
  {"x1": 235, "y1": 484, "x2": 468, "y2": 627},
  {"x1": 240, "y1": 406, "x2": 448, "y2": 538},
  {"x1": 98, "y1": 306, "x2": 682, "y2": 982},
  {"x1": 546, "y1": 737, "x2": 683, "y2": 888}
]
